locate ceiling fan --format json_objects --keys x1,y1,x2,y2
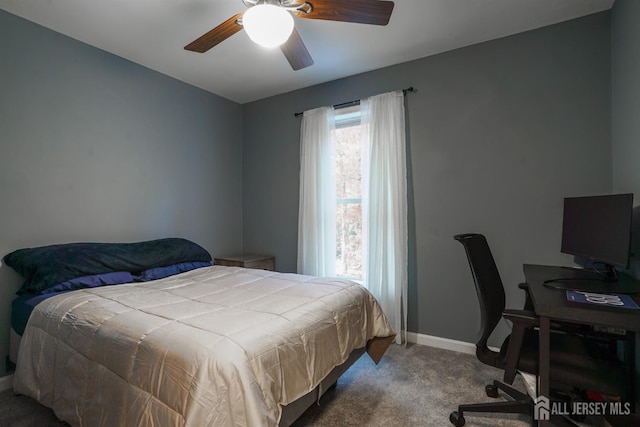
[{"x1": 184, "y1": 0, "x2": 395, "y2": 71}]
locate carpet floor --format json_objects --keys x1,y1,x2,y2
[{"x1": 0, "y1": 343, "x2": 610, "y2": 426}]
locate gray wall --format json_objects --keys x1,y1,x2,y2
[
  {"x1": 243, "y1": 12, "x2": 612, "y2": 346},
  {"x1": 0, "y1": 6, "x2": 621, "y2": 376},
  {"x1": 0, "y1": 10, "x2": 244, "y2": 375},
  {"x1": 612, "y1": 0, "x2": 640, "y2": 399},
  {"x1": 613, "y1": 0, "x2": 640, "y2": 197},
  {"x1": 612, "y1": 0, "x2": 640, "y2": 277}
]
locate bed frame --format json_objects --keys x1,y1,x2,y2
[{"x1": 279, "y1": 347, "x2": 365, "y2": 426}]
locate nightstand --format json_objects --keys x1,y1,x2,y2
[{"x1": 214, "y1": 254, "x2": 275, "y2": 271}]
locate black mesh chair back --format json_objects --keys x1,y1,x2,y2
[{"x1": 454, "y1": 233, "x2": 505, "y2": 367}]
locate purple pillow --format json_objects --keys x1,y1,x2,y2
[
  {"x1": 43, "y1": 271, "x2": 134, "y2": 294},
  {"x1": 134, "y1": 261, "x2": 212, "y2": 282}
]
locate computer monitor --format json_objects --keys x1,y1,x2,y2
[{"x1": 561, "y1": 193, "x2": 633, "y2": 280}]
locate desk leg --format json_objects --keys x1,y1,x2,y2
[{"x1": 538, "y1": 316, "x2": 550, "y2": 427}]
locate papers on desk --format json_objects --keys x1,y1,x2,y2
[{"x1": 566, "y1": 290, "x2": 640, "y2": 309}]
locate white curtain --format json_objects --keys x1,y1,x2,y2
[
  {"x1": 361, "y1": 90, "x2": 408, "y2": 345},
  {"x1": 297, "y1": 107, "x2": 336, "y2": 276}
]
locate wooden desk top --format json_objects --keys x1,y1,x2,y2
[{"x1": 524, "y1": 264, "x2": 640, "y2": 331}]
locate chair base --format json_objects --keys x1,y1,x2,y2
[{"x1": 449, "y1": 380, "x2": 532, "y2": 426}]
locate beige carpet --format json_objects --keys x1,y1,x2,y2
[
  {"x1": 294, "y1": 343, "x2": 531, "y2": 426},
  {"x1": 0, "y1": 343, "x2": 610, "y2": 426}
]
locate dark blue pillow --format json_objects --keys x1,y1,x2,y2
[
  {"x1": 134, "y1": 261, "x2": 212, "y2": 282},
  {"x1": 44, "y1": 271, "x2": 134, "y2": 294},
  {"x1": 3, "y1": 238, "x2": 212, "y2": 294}
]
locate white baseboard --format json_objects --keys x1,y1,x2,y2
[
  {"x1": 406, "y1": 331, "x2": 477, "y2": 354},
  {"x1": 406, "y1": 331, "x2": 499, "y2": 355},
  {"x1": 0, "y1": 374, "x2": 13, "y2": 392}
]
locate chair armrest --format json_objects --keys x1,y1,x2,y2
[
  {"x1": 503, "y1": 309, "x2": 538, "y2": 327},
  {"x1": 518, "y1": 282, "x2": 534, "y2": 311}
]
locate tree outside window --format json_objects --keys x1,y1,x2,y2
[{"x1": 334, "y1": 108, "x2": 362, "y2": 279}]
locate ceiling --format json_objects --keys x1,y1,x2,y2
[{"x1": 0, "y1": 0, "x2": 614, "y2": 104}]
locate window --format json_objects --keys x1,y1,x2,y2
[
  {"x1": 297, "y1": 90, "x2": 407, "y2": 344},
  {"x1": 334, "y1": 105, "x2": 363, "y2": 279}
]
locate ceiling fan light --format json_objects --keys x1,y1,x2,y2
[{"x1": 243, "y1": 4, "x2": 294, "y2": 48}]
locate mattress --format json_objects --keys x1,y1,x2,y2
[{"x1": 13, "y1": 265, "x2": 394, "y2": 427}]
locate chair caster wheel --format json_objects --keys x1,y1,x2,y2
[
  {"x1": 485, "y1": 384, "x2": 499, "y2": 398},
  {"x1": 449, "y1": 411, "x2": 465, "y2": 426}
]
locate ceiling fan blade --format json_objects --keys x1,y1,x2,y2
[
  {"x1": 280, "y1": 28, "x2": 314, "y2": 71},
  {"x1": 184, "y1": 13, "x2": 244, "y2": 53},
  {"x1": 294, "y1": 0, "x2": 394, "y2": 26}
]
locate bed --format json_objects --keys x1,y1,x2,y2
[{"x1": 4, "y1": 238, "x2": 395, "y2": 427}]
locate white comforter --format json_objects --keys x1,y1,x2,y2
[{"x1": 13, "y1": 266, "x2": 394, "y2": 426}]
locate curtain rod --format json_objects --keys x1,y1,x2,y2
[{"x1": 294, "y1": 87, "x2": 415, "y2": 117}]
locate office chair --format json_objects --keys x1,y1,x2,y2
[{"x1": 449, "y1": 233, "x2": 625, "y2": 427}]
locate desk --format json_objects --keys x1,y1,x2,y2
[{"x1": 524, "y1": 264, "x2": 640, "y2": 426}]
